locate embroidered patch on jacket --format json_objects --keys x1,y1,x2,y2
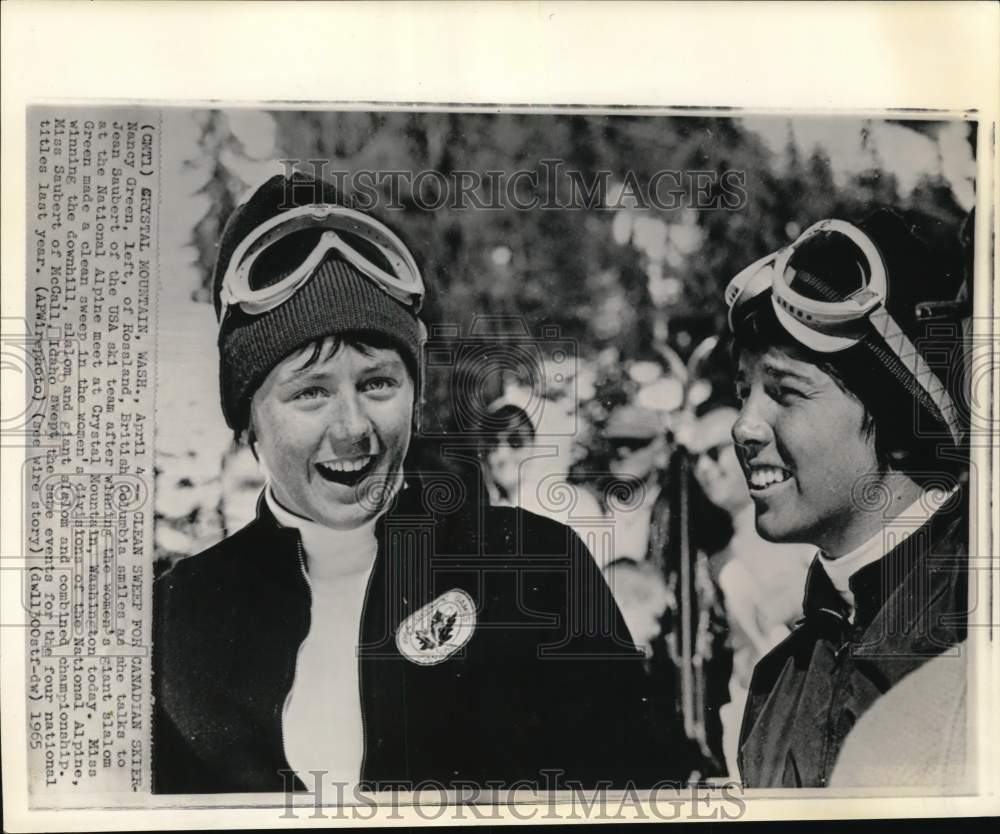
[{"x1": 396, "y1": 588, "x2": 476, "y2": 666}]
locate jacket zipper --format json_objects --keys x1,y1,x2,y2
[
  {"x1": 821, "y1": 630, "x2": 854, "y2": 786},
  {"x1": 356, "y1": 543, "x2": 379, "y2": 787},
  {"x1": 279, "y1": 539, "x2": 312, "y2": 780}
]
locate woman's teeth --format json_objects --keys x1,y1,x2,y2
[
  {"x1": 318, "y1": 456, "x2": 373, "y2": 473},
  {"x1": 748, "y1": 466, "x2": 791, "y2": 489},
  {"x1": 315, "y1": 456, "x2": 376, "y2": 484}
]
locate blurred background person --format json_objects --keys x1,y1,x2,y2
[
  {"x1": 603, "y1": 557, "x2": 672, "y2": 657},
  {"x1": 599, "y1": 404, "x2": 671, "y2": 561},
  {"x1": 479, "y1": 401, "x2": 537, "y2": 509},
  {"x1": 591, "y1": 396, "x2": 732, "y2": 781},
  {"x1": 477, "y1": 395, "x2": 605, "y2": 560}
]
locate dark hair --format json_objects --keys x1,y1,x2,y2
[
  {"x1": 479, "y1": 404, "x2": 535, "y2": 450},
  {"x1": 289, "y1": 330, "x2": 417, "y2": 379},
  {"x1": 474, "y1": 403, "x2": 536, "y2": 503}
]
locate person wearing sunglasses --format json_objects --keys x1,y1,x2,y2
[
  {"x1": 479, "y1": 401, "x2": 537, "y2": 508},
  {"x1": 726, "y1": 209, "x2": 969, "y2": 788},
  {"x1": 477, "y1": 397, "x2": 607, "y2": 561},
  {"x1": 152, "y1": 173, "x2": 677, "y2": 795}
]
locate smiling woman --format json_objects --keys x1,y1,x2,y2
[
  {"x1": 249, "y1": 335, "x2": 415, "y2": 529},
  {"x1": 733, "y1": 346, "x2": 879, "y2": 554},
  {"x1": 725, "y1": 209, "x2": 970, "y2": 789},
  {"x1": 152, "y1": 171, "x2": 679, "y2": 795}
]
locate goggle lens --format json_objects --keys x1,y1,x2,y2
[
  {"x1": 783, "y1": 232, "x2": 871, "y2": 304},
  {"x1": 244, "y1": 228, "x2": 400, "y2": 293},
  {"x1": 245, "y1": 228, "x2": 325, "y2": 292}
]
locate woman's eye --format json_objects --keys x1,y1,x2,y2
[
  {"x1": 361, "y1": 377, "x2": 397, "y2": 394},
  {"x1": 775, "y1": 385, "x2": 804, "y2": 403},
  {"x1": 293, "y1": 386, "x2": 326, "y2": 401}
]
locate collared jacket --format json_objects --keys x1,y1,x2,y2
[
  {"x1": 153, "y1": 474, "x2": 690, "y2": 794},
  {"x1": 738, "y1": 488, "x2": 968, "y2": 788}
]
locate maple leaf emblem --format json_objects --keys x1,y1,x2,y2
[
  {"x1": 414, "y1": 607, "x2": 458, "y2": 651},
  {"x1": 434, "y1": 609, "x2": 457, "y2": 645},
  {"x1": 397, "y1": 590, "x2": 475, "y2": 665}
]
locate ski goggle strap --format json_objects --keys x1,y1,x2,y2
[
  {"x1": 868, "y1": 306, "x2": 963, "y2": 445},
  {"x1": 218, "y1": 204, "x2": 424, "y2": 322},
  {"x1": 725, "y1": 220, "x2": 962, "y2": 444}
]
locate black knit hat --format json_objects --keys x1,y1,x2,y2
[{"x1": 213, "y1": 173, "x2": 424, "y2": 431}]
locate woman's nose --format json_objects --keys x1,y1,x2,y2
[
  {"x1": 326, "y1": 393, "x2": 371, "y2": 446},
  {"x1": 732, "y1": 395, "x2": 771, "y2": 452}
]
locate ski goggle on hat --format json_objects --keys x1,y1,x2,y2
[
  {"x1": 217, "y1": 203, "x2": 425, "y2": 323},
  {"x1": 725, "y1": 218, "x2": 961, "y2": 444}
]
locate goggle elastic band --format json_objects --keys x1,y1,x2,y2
[{"x1": 869, "y1": 308, "x2": 962, "y2": 445}]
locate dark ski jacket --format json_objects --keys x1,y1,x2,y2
[
  {"x1": 154, "y1": 474, "x2": 691, "y2": 794},
  {"x1": 738, "y1": 488, "x2": 968, "y2": 788}
]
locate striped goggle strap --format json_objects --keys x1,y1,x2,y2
[{"x1": 869, "y1": 307, "x2": 963, "y2": 445}]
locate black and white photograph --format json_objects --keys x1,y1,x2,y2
[
  {"x1": 147, "y1": 106, "x2": 980, "y2": 796},
  {"x1": 2, "y1": 1, "x2": 998, "y2": 830}
]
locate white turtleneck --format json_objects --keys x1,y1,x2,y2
[
  {"x1": 818, "y1": 486, "x2": 957, "y2": 618},
  {"x1": 266, "y1": 478, "x2": 400, "y2": 789}
]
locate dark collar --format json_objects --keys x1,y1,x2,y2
[
  {"x1": 802, "y1": 485, "x2": 967, "y2": 634},
  {"x1": 801, "y1": 557, "x2": 852, "y2": 635},
  {"x1": 849, "y1": 486, "x2": 966, "y2": 630}
]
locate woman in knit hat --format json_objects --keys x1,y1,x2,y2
[
  {"x1": 725, "y1": 209, "x2": 969, "y2": 788},
  {"x1": 153, "y1": 173, "x2": 681, "y2": 795}
]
